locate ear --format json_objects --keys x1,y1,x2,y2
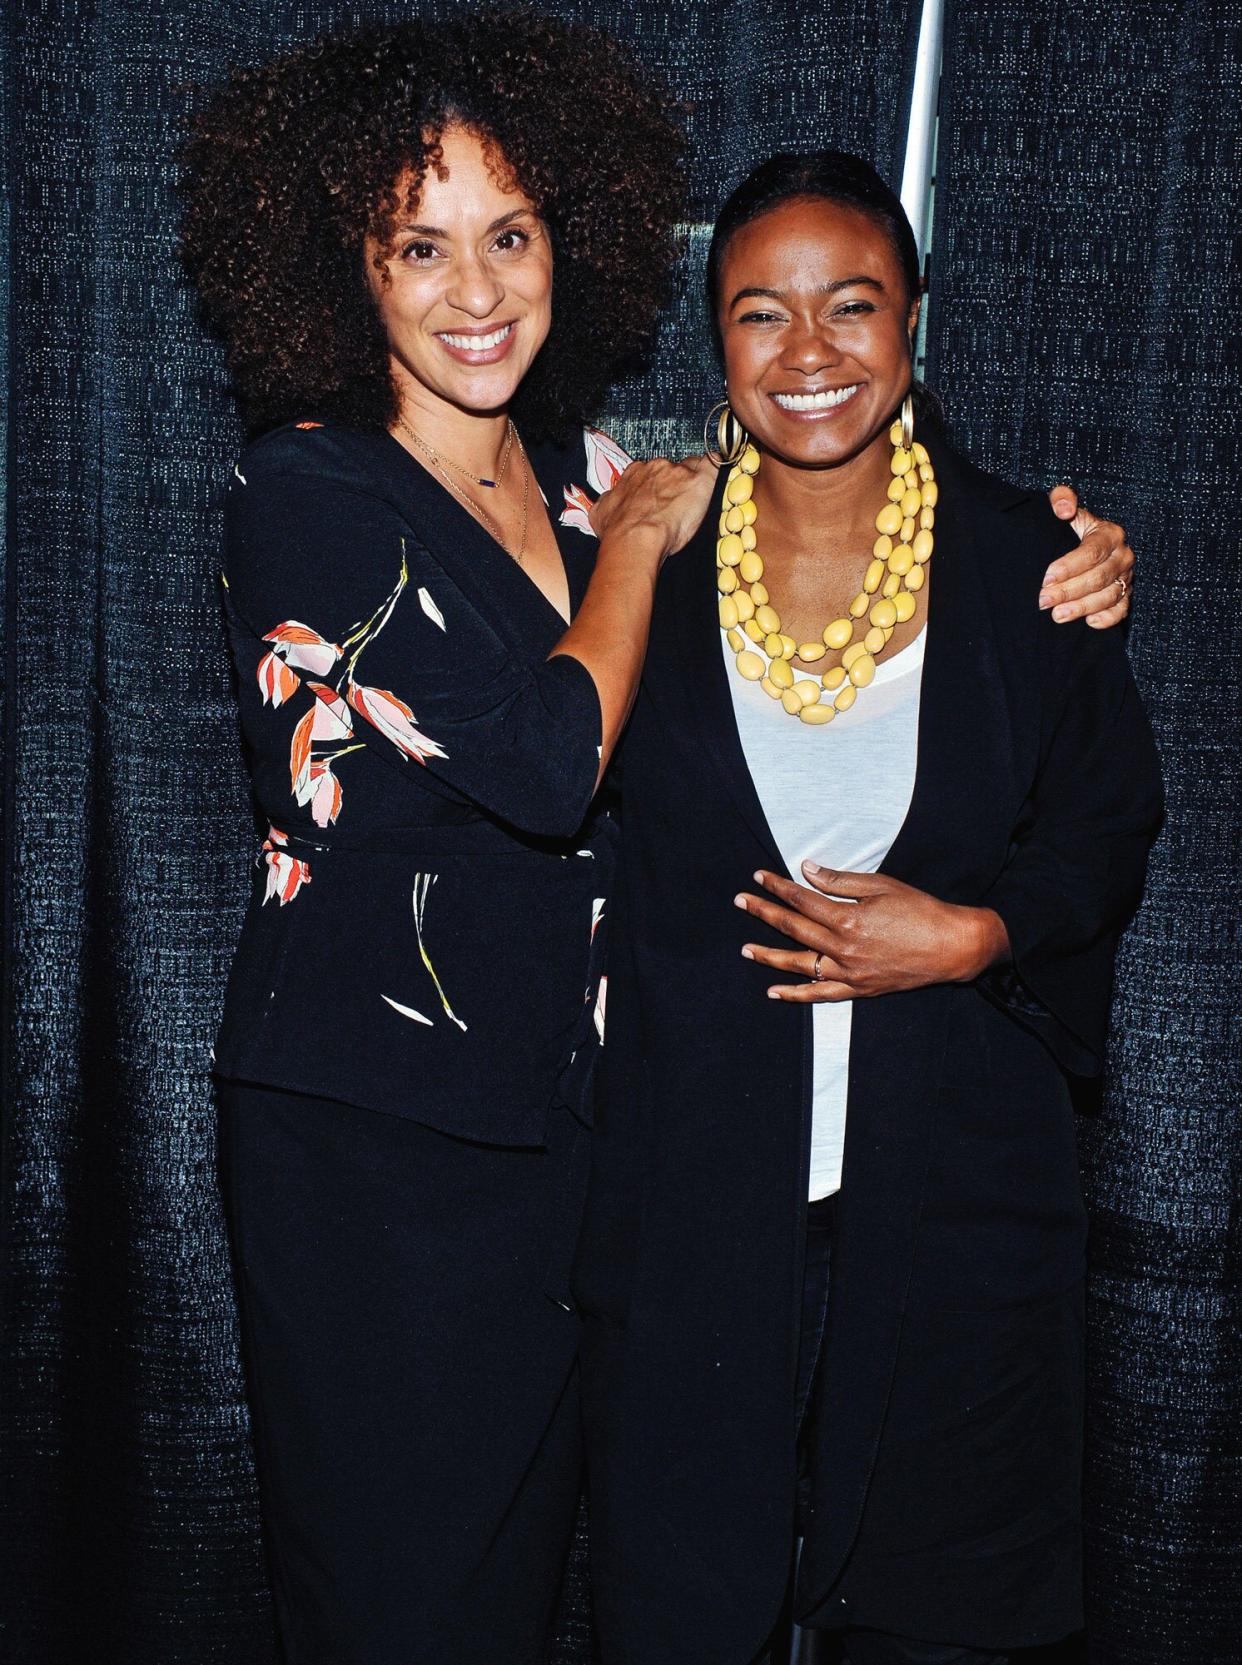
[{"x1": 907, "y1": 294, "x2": 922, "y2": 346}]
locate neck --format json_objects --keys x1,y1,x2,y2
[
  {"x1": 754, "y1": 430, "x2": 893, "y2": 548},
  {"x1": 393, "y1": 366, "x2": 511, "y2": 478}
]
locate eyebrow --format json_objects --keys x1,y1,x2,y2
[
  {"x1": 396, "y1": 208, "x2": 534, "y2": 239},
  {"x1": 728, "y1": 275, "x2": 887, "y2": 308}
]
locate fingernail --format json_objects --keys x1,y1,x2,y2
[
  {"x1": 767, "y1": 989, "x2": 781, "y2": 1000},
  {"x1": 753, "y1": 871, "x2": 765, "y2": 884},
  {"x1": 734, "y1": 894, "x2": 747, "y2": 910},
  {"x1": 1052, "y1": 604, "x2": 1072, "y2": 621},
  {"x1": 741, "y1": 946, "x2": 754, "y2": 959},
  {"x1": 1038, "y1": 591, "x2": 1053, "y2": 610},
  {"x1": 802, "y1": 859, "x2": 821, "y2": 876}
]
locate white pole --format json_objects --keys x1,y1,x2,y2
[{"x1": 899, "y1": 0, "x2": 946, "y2": 262}]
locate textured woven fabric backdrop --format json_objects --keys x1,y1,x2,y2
[
  {"x1": 926, "y1": 5, "x2": 1242, "y2": 1660},
  {"x1": 1, "y1": 1, "x2": 1237, "y2": 1662}
]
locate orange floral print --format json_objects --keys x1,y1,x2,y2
[
  {"x1": 249, "y1": 544, "x2": 447, "y2": 898},
  {"x1": 261, "y1": 827, "x2": 310, "y2": 906}
]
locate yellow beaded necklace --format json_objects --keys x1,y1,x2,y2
[{"x1": 717, "y1": 418, "x2": 937, "y2": 724}]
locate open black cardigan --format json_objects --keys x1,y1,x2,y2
[{"x1": 576, "y1": 431, "x2": 1163, "y2": 1662}]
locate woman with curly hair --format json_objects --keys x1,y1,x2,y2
[{"x1": 181, "y1": 13, "x2": 710, "y2": 1662}]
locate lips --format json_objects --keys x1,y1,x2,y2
[{"x1": 771, "y1": 384, "x2": 861, "y2": 412}]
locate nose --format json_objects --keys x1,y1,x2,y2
[
  {"x1": 782, "y1": 317, "x2": 844, "y2": 375},
  {"x1": 445, "y1": 248, "x2": 504, "y2": 319}
]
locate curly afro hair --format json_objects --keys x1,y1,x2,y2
[{"x1": 181, "y1": 9, "x2": 687, "y2": 438}]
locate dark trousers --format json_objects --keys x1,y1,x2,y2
[
  {"x1": 761, "y1": 1194, "x2": 1007, "y2": 1665},
  {"x1": 218, "y1": 1081, "x2": 583, "y2": 1665}
]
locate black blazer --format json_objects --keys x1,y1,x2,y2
[
  {"x1": 575, "y1": 433, "x2": 1163, "y2": 1661},
  {"x1": 214, "y1": 420, "x2": 615, "y2": 1149}
]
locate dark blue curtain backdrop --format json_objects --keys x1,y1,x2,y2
[
  {"x1": 0, "y1": 4, "x2": 920, "y2": 1662},
  {"x1": 2, "y1": 1, "x2": 1238, "y2": 1661},
  {"x1": 925, "y1": 5, "x2": 1241, "y2": 1660}
]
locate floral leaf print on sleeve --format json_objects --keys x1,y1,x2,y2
[
  {"x1": 561, "y1": 483, "x2": 595, "y2": 538},
  {"x1": 257, "y1": 651, "x2": 299, "y2": 708},
  {"x1": 248, "y1": 543, "x2": 448, "y2": 871},
  {"x1": 583, "y1": 428, "x2": 633, "y2": 494},
  {"x1": 226, "y1": 449, "x2": 603, "y2": 840},
  {"x1": 559, "y1": 428, "x2": 635, "y2": 538},
  {"x1": 264, "y1": 621, "x2": 342, "y2": 677},
  {"x1": 345, "y1": 683, "x2": 447, "y2": 764}
]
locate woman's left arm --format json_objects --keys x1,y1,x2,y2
[{"x1": 1042, "y1": 486, "x2": 1134, "y2": 626}]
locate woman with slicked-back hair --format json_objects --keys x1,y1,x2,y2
[{"x1": 575, "y1": 151, "x2": 1158, "y2": 1665}]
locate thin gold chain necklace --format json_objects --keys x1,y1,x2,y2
[
  {"x1": 397, "y1": 413, "x2": 516, "y2": 489},
  {"x1": 717, "y1": 418, "x2": 937, "y2": 723},
  {"x1": 416, "y1": 429, "x2": 531, "y2": 565}
]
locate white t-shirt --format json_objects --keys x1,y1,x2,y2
[{"x1": 725, "y1": 627, "x2": 926, "y2": 1198}]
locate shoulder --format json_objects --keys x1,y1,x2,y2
[
  {"x1": 538, "y1": 422, "x2": 632, "y2": 486},
  {"x1": 529, "y1": 423, "x2": 635, "y2": 540},
  {"x1": 231, "y1": 419, "x2": 396, "y2": 498},
  {"x1": 927, "y1": 427, "x2": 1077, "y2": 589}
]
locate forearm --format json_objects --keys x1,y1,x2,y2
[{"x1": 550, "y1": 527, "x2": 663, "y2": 785}]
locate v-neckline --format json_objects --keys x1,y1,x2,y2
[
  {"x1": 668, "y1": 435, "x2": 982, "y2": 894},
  {"x1": 381, "y1": 429, "x2": 575, "y2": 632}
]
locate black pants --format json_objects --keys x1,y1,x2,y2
[
  {"x1": 768, "y1": 1195, "x2": 1007, "y2": 1665},
  {"x1": 218, "y1": 1081, "x2": 583, "y2": 1665}
]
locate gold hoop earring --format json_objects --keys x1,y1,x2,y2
[
  {"x1": 900, "y1": 392, "x2": 915, "y2": 451},
  {"x1": 704, "y1": 399, "x2": 749, "y2": 468}
]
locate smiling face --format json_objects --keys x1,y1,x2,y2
[
  {"x1": 364, "y1": 124, "x2": 554, "y2": 422},
  {"x1": 717, "y1": 195, "x2": 921, "y2": 469}
]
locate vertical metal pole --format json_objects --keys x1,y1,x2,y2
[{"x1": 900, "y1": 0, "x2": 946, "y2": 262}]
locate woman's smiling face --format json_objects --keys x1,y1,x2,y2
[
  {"x1": 365, "y1": 124, "x2": 554, "y2": 418},
  {"x1": 717, "y1": 195, "x2": 921, "y2": 468}
]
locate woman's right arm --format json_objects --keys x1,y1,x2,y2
[
  {"x1": 226, "y1": 435, "x2": 714, "y2": 838},
  {"x1": 550, "y1": 454, "x2": 717, "y2": 789}
]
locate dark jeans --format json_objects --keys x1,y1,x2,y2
[{"x1": 767, "y1": 1193, "x2": 1008, "y2": 1665}]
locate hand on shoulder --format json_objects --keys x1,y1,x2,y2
[
  {"x1": 1042, "y1": 485, "x2": 1134, "y2": 628},
  {"x1": 588, "y1": 453, "x2": 717, "y2": 562}
]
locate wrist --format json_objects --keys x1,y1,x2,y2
[
  {"x1": 598, "y1": 520, "x2": 671, "y2": 566},
  {"x1": 950, "y1": 905, "x2": 1011, "y2": 982}
]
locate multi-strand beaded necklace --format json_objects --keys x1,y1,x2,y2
[{"x1": 716, "y1": 418, "x2": 937, "y2": 723}]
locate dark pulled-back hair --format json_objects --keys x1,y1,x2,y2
[
  {"x1": 181, "y1": 10, "x2": 687, "y2": 437},
  {"x1": 706, "y1": 149, "x2": 922, "y2": 321}
]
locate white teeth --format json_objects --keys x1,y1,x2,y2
[
  {"x1": 773, "y1": 384, "x2": 859, "y2": 411},
  {"x1": 439, "y1": 325, "x2": 512, "y2": 351}
]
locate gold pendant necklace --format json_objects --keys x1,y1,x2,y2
[
  {"x1": 717, "y1": 418, "x2": 937, "y2": 723},
  {"x1": 403, "y1": 422, "x2": 531, "y2": 565},
  {"x1": 397, "y1": 413, "x2": 516, "y2": 488}
]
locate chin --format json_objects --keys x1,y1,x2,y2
[
  {"x1": 438, "y1": 369, "x2": 526, "y2": 415},
  {"x1": 762, "y1": 413, "x2": 887, "y2": 468}
]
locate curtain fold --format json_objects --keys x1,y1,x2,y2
[
  {"x1": 0, "y1": 3, "x2": 918, "y2": 1661},
  {"x1": 926, "y1": 5, "x2": 1242, "y2": 1660}
]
